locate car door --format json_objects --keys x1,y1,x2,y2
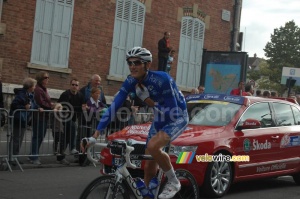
[
  {"x1": 272, "y1": 102, "x2": 300, "y2": 170},
  {"x1": 233, "y1": 102, "x2": 283, "y2": 177}
]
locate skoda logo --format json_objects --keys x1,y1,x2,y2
[{"x1": 243, "y1": 138, "x2": 251, "y2": 153}]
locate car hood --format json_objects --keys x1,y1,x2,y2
[{"x1": 107, "y1": 122, "x2": 226, "y2": 144}]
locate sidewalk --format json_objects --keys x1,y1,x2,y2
[{"x1": 0, "y1": 154, "x2": 91, "y2": 172}]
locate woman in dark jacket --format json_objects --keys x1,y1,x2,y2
[
  {"x1": 29, "y1": 71, "x2": 53, "y2": 165},
  {"x1": 10, "y1": 78, "x2": 37, "y2": 160}
]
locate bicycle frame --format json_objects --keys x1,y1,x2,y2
[{"x1": 86, "y1": 141, "x2": 164, "y2": 199}]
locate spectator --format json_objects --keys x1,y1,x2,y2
[
  {"x1": 166, "y1": 50, "x2": 175, "y2": 74},
  {"x1": 256, "y1": 89, "x2": 262, "y2": 97},
  {"x1": 262, "y1": 90, "x2": 271, "y2": 98},
  {"x1": 10, "y1": 78, "x2": 37, "y2": 164},
  {"x1": 198, "y1": 85, "x2": 205, "y2": 94},
  {"x1": 58, "y1": 78, "x2": 85, "y2": 164},
  {"x1": 80, "y1": 74, "x2": 106, "y2": 105},
  {"x1": 191, "y1": 88, "x2": 199, "y2": 94},
  {"x1": 84, "y1": 87, "x2": 107, "y2": 140},
  {"x1": 230, "y1": 81, "x2": 247, "y2": 96},
  {"x1": 158, "y1": 32, "x2": 172, "y2": 71},
  {"x1": 57, "y1": 78, "x2": 85, "y2": 156},
  {"x1": 245, "y1": 84, "x2": 254, "y2": 96},
  {"x1": 86, "y1": 87, "x2": 107, "y2": 118},
  {"x1": 271, "y1": 91, "x2": 278, "y2": 97},
  {"x1": 29, "y1": 71, "x2": 54, "y2": 165},
  {"x1": 52, "y1": 103, "x2": 70, "y2": 165}
]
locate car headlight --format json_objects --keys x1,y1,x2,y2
[{"x1": 169, "y1": 145, "x2": 198, "y2": 157}]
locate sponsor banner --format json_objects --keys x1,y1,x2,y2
[
  {"x1": 186, "y1": 94, "x2": 245, "y2": 105},
  {"x1": 243, "y1": 139, "x2": 272, "y2": 152},
  {"x1": 280, "y1": 134, "x2": 300, "y2": 148},
  {"x1": 256, "y1": 163, "x2": 286, "y2": 173}
]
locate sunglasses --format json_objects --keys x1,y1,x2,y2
[
  {"x1": 72, "y1": 84, "x2": 79, "y2": 87},
  {"x1": 127, "y1": 60, "x2": 145, "y2": 66},
  {"x1": 43, "y1": 76, "x2": 49, "y2": 79}
]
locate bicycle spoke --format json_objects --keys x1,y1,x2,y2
[{"x1": 79, "y1": 175, "x2": 129, "y2": 199}]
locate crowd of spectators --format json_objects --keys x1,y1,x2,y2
[{"x1": 1, "y1": 71, "x2": 150, "y2": 166}]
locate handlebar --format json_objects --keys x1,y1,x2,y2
[
  {"x1": 85, "y1": 140, "x2": 138, "y2": 169},
  {"x1": 86, "y1": 142, "x2": 107, "y2": 164}
]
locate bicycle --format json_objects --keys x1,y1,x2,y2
[{"x1": 80, "y1": 139, "x2": 199, "y2": 199}]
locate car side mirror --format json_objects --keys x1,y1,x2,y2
[{"x1": 236, "y1": 118, "x2": 261, "y2": 130}]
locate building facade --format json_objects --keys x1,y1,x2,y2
[{"x1": 0, "y1": 0, "x2": 242, "y2": 106}]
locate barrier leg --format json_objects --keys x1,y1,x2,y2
[
  {"x1": 13, "y1": 157, "x2": 24, "y2": 172},
  {"x1": 1, "y1": 157, "x2": 12, "y2": 172}
]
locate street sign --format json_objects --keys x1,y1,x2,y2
[{"x1": 281, "y1": 67, "x2": 300, "y2": 86}]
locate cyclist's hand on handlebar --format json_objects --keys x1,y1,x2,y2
[{"x1": 80, "y1": 137, "x2": 96, "y2": 153}]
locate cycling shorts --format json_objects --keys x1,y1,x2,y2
[{"x1": 146, "y1": 110, "x2": 189, "y2": 147}]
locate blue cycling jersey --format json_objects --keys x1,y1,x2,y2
[{"x1": 96, "y1": 70, "x2": 187, "y2": 131}]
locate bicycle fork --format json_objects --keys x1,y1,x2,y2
[{"x1": 104, "y1": 172, "x2": 125, "y2": 199}]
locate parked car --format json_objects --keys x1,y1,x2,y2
[{"x1": 99, "y1": 93, "x2": 300, "y2": 198}]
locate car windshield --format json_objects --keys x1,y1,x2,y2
[{"x1": 187, "y1": 101, "x2": 241, "y2": 126}]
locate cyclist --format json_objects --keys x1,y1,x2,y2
[{"x1": 82, "y1": 47, "x2": 188, "y2": 198}]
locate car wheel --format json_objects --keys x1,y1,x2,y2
[
  {"x1": 293, "y1": 173, "x2": 300, "y2": 185},
  {"x1": 202, "y1": 159, "x2": 233, "y2": 198}
]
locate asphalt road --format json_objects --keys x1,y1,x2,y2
[
  {"x1": 1, "y1": 162, "x2": 300, "y2": 199},
  {"x1": 0, "y1": 164, "x2": 97, "y2": 199}
]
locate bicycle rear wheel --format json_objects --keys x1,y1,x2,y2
[
  {"x1": 80, "y1": 175, "x2": 130, "y2": 199},
  {"x1": 159, "y1": 169, "x2": 199, "y2": 199}
]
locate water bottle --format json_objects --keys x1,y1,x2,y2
[
  {"x1": 135, "y1": 178, "x2": 148, "y2": 197},
  {"x1": 148, "y1": 177, "x2": 158, "y2": 199}
]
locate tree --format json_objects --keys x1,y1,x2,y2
[
  {"x1": 248, "y1": 60, "x2": 282, "y2": 94},
  {"x1": 263, "y1": 20, "x2": 300, "y2": 95}
]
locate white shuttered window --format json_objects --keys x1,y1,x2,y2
[
  {"x1": 31, "y1": 0, "x2": 74, "y2": 68},
  {"x1": 176, "y1": 17, "x2": 205, "y2": 89},
  {"x1": 109, "y1": 0, "x2": 145, "y2": 79}
]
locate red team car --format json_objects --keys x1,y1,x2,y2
[{"x1": 99, "y1": 94, "x2": 300, "y2": 198}]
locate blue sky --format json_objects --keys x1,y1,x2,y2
[{"x1": 240, "y1": 0, "x2": 300, "y2": 58}]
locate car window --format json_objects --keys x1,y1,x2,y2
[
  {"x1": 188, "y1": 101, "x2": 241, "y2": 126},
  {"x1": 292, "y1": 106, "x2": 300, "y2": 125},
  {"x1": 273, "y1": 103, "x2": 295, "y2": 126},
  {"x1": 239, "y1": 102, "x2": 274, "y2": 128}
]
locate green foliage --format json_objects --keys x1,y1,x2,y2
[
  {"x1": 247, "y1": 70, "x2": 260, "y2": 81},
  {"x1": 256, "y1": 20, "x2": 300, "y2": 96}
]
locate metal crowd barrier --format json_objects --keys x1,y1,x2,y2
[
  {"x1": 0, "y1": 108, "x2": 10, "y2": 171},
  {"x1": 0, "y1": 107, "x2": 153, "y2": 172}
]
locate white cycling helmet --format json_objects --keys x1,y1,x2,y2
[{"x1": 126, "y1": 47, "x2": 152, "y2": 62}]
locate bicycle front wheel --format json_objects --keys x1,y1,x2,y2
[
  {"x1": 80, "y1": 175, "x2": 130, "y2": 199},
  {"x1": 159, "y1": 169, "x2": 199, "y2": 199}
]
